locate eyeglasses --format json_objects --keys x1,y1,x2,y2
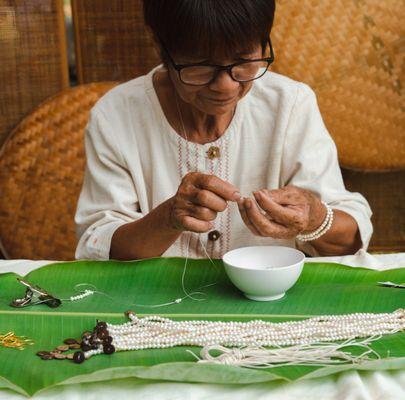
[{"x1": 161, "y1": 39, "x2": 275, "y2": 86}]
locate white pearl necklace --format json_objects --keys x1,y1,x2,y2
[{"x1": 71, "y1": 309, "x2": 405, "y2": 363}]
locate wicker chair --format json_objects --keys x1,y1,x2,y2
[{"x1": 0, "y1": 82, "x2": 117, "y2": 260}]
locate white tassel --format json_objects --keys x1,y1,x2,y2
[{"x1": 189, "y1": 336, "x2": 381, "y2": 368}]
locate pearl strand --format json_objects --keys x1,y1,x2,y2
[
  {"x1": 69, "y1": 289, "x2": 94, "y2": 301},
  {"x1": 296, "y1": 202, "x2": 334, "y2": 241},
  {"x1": 70, "y1": 309, "x2": 405, "y2": 363}
]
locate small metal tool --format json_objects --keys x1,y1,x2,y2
[
  {"x1": 377, "y1": 281, "x2": 405, "y2": 289},
  {"x1": 10, "y1": 278, "x2": 61, "y2": 308}
]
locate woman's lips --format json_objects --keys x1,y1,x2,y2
[{"x1": 204, "y1": 96, "x2": 236, "y2": 104}]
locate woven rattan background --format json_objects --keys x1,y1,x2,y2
[
  {"x1": 271, "y1": 0, "x2": 404, "y2": 171},
  {"x1": 0, "y1": 82, "x2": 117, "y2": 260},
  {"x1": 0, "y1": 0, "x2": 69, "y2": 146},
  {"x1": 71, "y1": 0, "x2": 159, "y2": 83}
]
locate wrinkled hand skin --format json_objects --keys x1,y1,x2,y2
[
  {"x1": 237, "y1": 185, "x2": 327, "y2": 239},
  {"x1": 169, "y1": 172, "x2": 241, "y2": 234}
]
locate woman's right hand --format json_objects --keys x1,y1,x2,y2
[{"x1": 168, "y1": 172, "x2": 241, "y2": 233}]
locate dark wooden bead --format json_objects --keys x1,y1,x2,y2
[
  {"x1": 73, "y1": 351, "x2": 85, "y2": 364},
  {"x1": 81, "y1": 343, "x2": 92, "y2": 352},
  {"x1": 96, "y1": 321, "x2": 107, "y2": 330},
  {"x1": 103, "y1": 344, "x2": 115, "y2": 354},
  {"x1": 208, "y1": 230, "x2": 221, "y2": 241},
  {"x1": 97, "y1": 329, "x2": 109, "y2": 339},
  {"x1": 102, "y1": 336, "x2": 113, "y2": 345}
]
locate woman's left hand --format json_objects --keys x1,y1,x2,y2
[{"x1": 237, "y1": 185, "x2": 327, "y2": 239}]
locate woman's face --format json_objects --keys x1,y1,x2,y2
[{"x1": 167, "y1": 44, "x2": 263, "y2": 115}]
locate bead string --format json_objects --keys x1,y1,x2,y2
[
  {"x1": 63, "y1": 308, "x2": 405, "y2": 364},
  {"x1": 61, "y1": 235, "x2": 220, "y2": 309},
  {"x1": 61, "y1": 288, "x2": 95, "y2": 302}
]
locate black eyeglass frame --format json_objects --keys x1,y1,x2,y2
[{"x1": 161, "y1": 38, "x2": 275, "y2": 86}]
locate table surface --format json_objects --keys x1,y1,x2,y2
[{"x1": 1, "y1": 250, "x2": 404, "y2": 400}]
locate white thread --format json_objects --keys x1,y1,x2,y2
[
  {"x1": 66, "y1": 235, "x2": 219, "y2": 309},
  {"x1": 192, "y1": 336, "x2": 382, "y2": 368}
]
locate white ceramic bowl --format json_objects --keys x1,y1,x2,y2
[{"x1": 222, "y1": 246, "x2": 305, "y2": 301}]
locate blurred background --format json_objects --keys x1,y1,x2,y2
[{"x1": 0, "y1": 0, "x2": 404, "y2": 260}]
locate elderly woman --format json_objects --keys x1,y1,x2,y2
[{"x1": 75, "y1": 0, "x2": 372, "y2": 261}]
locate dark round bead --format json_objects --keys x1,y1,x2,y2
[
  {"x1": 47, "y1": 298, "x2": 62, "y2": 308},
  {"x1": 102, "y1": 336, "x2": 113, "y2": 345},
  {"x1": 103, "y1": 344, "x2": 115, "y2": 354},
  {"x1": 73, "y1": 351, "x2": 85, "y2": 364},
  {"x1": 96, "y1": 321, "x2": 107, "y2": 330},
  {"x1": 81, "y1": 343, "x2": 92, "y2": 352},
  {"x1": 208, "y1": 230, "x2": 221, "y2": 241},
  {"x1": 97, "y1": 329, "x2": 109, "y2": 339}
]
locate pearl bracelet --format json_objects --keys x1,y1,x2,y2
[{"x1": 296, "y1": 201, "x2": 334, "y2": 242}]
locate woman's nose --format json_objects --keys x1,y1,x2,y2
[{"x1": 208, "y1": 69, "x2": 240, "y2": 92}]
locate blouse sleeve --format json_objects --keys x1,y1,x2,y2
[
  {"x1": 75, "y1": 107, "x2": 144, "y2": 260},
  {"x1": 280, "y1": 83, "x2": 373, "y2": 256}
]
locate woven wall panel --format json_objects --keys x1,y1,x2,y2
[
  {"x1": 0, "y1": 82, "x2": 117, "y2": 260},
  {"x1": 341, "y1": 169, "x2": 405, "y2": 252},
  {"x1": 0, "y1": 0, "x2": 69, "y2": 146},
  {"x1": 272, "y1": 0, "x2": 404, "y2": 171},
  {"x1": 71, "y1": 0, "x2": 159, "y2": 83}
]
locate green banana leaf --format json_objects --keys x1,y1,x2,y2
[{"x1": 0, "y1": 258, "x2": 404, "y2": 397}]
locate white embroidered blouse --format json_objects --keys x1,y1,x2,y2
[{"x1": 74, "y1": 67, "x2": 373, "y2": 260}]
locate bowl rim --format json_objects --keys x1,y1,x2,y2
[{"x1": 222, "y1": 245, "x2": 305, "y2": 271}]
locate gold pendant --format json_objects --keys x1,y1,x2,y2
[{"x1": 206, "y1": 146, "x2": 220, "y2": 159}]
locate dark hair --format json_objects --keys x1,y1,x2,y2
[{"x1": 143, "y1": 0, "x2": 275, "y2": 60}]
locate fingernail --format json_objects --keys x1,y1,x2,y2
[
  {"x1": 245, "y1": 199, "x2": 251, "y2": 209},
  {"x1": 232, "y1": 191, "x2": 241, "y2": 201},
  {"x1": 254, "y1": 191, "x2": 262, "y2": 198}
]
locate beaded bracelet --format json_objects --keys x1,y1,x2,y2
[{"x1": 296, "y1": 201, "x2": 334, "y2": 242}]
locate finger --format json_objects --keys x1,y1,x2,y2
[
  {"x1": 237, "y1": 198, "x2": 261, "y2": 236},
  {"x1": 254, "y1": 191, "x2": 305, "y2": 228},
  {"x1": 195, "y1": 174, "x2": 241, "y2": 202},
  {"x1": 193, "y1": 189, "x2": 228, "y2": 212},
  {"x1": 181, "y1": 216, "x2": 214, "y2": 233},
  {"x1": 187, "y1": 204, "x2": 217, "y2": 221},
  {"x1": 245, "y1": 197, "x2": 293, "y2": 238}
]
